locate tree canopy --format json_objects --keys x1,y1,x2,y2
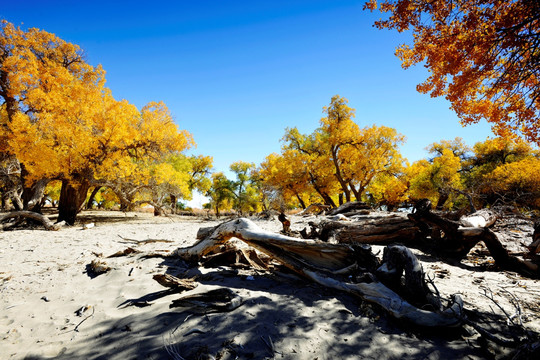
[
  {"x1": 365, "y1": 0, "x2": 540, "y2": 143},
  {"x1": 0, "y1": 20, "x2": 204, "y2": 223}
]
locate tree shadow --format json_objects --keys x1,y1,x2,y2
[{"x1": 41, "y1": 256, "x2": 497, "y2": 360}]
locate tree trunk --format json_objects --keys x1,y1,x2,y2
[
  {"x1": 295, "y1": 194, "x2": 306, "y2": 209},
  {"x1": 11, "y1": 191, "x2": 23, "y2": 211},
  {"x1": 22, "y1": 178, "x2": 49, "y2": 213},
  {"x1": 349, "y1": 181, "x2": 364, "y2": 202},
  {"x1": 326, "y1": 201, "x2": 371, "y2": 216},
  {"x1": 436, "y1": 191, "x2": 449, "y2": 210},
  {"x1": 86, "y1": 186, "x2": 101, "y2": 209},
  {"x1": 58, "y1": 179, "x2": 90, "y2": 225},
  {"x1": 170, "y1": 194, "x2": 177, "y2": 214},
  {"x1": 331, "y1": 146, "x2": 351, "y2": 202},
  {"x1": 409, "y1": 199, "x2": 539, "y2": 278},
  {"x1": 1, "y1": 189, "x2": 6, "y2": 211}
]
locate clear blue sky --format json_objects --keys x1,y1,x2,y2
[{"x1": 1, "y1": 0, "x2": 493, "y2": 177}]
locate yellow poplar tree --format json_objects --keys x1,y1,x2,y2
[{"x1": 0, "y1": 21, "x2": 195, "y2": 223}]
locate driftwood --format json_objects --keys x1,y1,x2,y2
[
  {"x1": 200, "y1": 244, "x2": 271, "y2": 270},
  {"x1": 409, "y1": 200, "x2": 539, "y2": 278},
  {"x1": 153, "y1": 274, "x2": 198, "y2": 292},
  {"x1": 0, "y1": 211, "x2": 59, "y2": 231},
  {"x1": 175, "y1": 218, "x2": 464, "y2": 327},
  {"x1": 107, "y1": 247, "x2": 140, "y2": 258}
]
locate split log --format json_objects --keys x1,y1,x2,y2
[
  {"x1": 0, "y1": 211, "x2": 59, "y2": 231},
  {"x1": 175, "y1": 218, "x2": 463, "y2": 327},
  {"x1": 316, "y1": 213, "x2": 420, "y2": 244}
]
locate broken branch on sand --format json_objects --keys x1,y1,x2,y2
[
  {"x1": 0, "y1": 211, "x2": 59, "y2": 231},
  {"x1": 174, "y1": 218, "x2": 464, "y2": 328}
]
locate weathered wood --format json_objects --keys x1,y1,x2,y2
[
  {"x1": 153, "y1": 274, "x2": 198, "y2": 292},
  {"x1": 0, "y1": 210, "x2": 59, "y2": 231},
  {"x1": 87, "y1": 260, "x2": 111, "y2": 277},
  {"x1": 107, "y1": 247, "x2": 140, "y2": 257},
  {"x1": 409, "y1": 200, "x2": 539, "y2": 278},
  {"x1": 318, "y1": 214, "x2": 420, "y2": 244},
  {"x1": 175, "y1": 218, "x2": 463, "y2": 327},
  {"x1": 326, "y1": 201, "x2": 371, "y2": 216}
]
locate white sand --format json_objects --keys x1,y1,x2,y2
[{"x1": 1, "y1": 211, "x2": 539, "y2": 359}]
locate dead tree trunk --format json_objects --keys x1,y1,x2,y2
[
  {"x1": 409, "y1": 199, "x2": 539, "y2": 278},
  {"x1": 22, "y1": 178, "x2": 49, "y2": 213},
  {"x1": 175, "y1": 218, "x2": 464, "y2": 328}
]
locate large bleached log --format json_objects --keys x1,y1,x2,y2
[{"x1": 175, "y1": 218, "x2": 463, "y2": 327}]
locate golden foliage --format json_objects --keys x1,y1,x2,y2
[
  {"x1": 366, "y1": 1, "x2": 540, "y2": 143},
  {"x1": 0, "y1": 20, "x2": 199, "y2": 214}
]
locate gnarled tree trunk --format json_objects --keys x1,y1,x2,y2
[
  {"x1": 86, "y1": 186, "x2": 101, "y2": 209},
  {"x1": 58, "y1": 179, "x2": 90, "y2": 225},
  {"x1": 22, "y1": 178, "x2": 50, "y2": 213}
]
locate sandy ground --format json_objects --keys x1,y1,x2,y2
[{"x1": 1, "y1": 210, "x2": 540, "y2": 359}]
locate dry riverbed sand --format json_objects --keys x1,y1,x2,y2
[{"x1": 1, "y1": 210, "x2": 540, "y2": 359}]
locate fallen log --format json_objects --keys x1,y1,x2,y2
[
  {"x1": 0, "y1": 211, "x2": 59, "y2": 231},
  {"x1": 316, "y1": 213, "x2": 420, "y2": 244},
  {"x1": 409, "y1": 200, "x2": 539, "y2": 278},
  {"x1": 174, "y1": 218, "x2": 463, "y2": 327}
]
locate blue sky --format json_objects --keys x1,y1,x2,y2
[{"x1": 1, "y1": 0, "x2": 493, "y2": 177}]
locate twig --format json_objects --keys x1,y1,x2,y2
[
  {"x1": 480, "y1": 286, "x2": 516, "y2": 326},
  {"x1": 117, "y1": 235, "x2": 174, "y2": 244},
  {"x1": 163, "y1": 332, "x2": 186, "y2": 360},
  {"x1": 74, "y1": 306, "x2": 95, "y2": 332},
  {"x1": 463, "y1": 318, "x2": 518, "y2": 347},
  {"x1": 261, "y1": 335, "x2": 276, "y2": 357},
  {"x1": 498, "y1": 287, "x2": 523, "y2": 326}
]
